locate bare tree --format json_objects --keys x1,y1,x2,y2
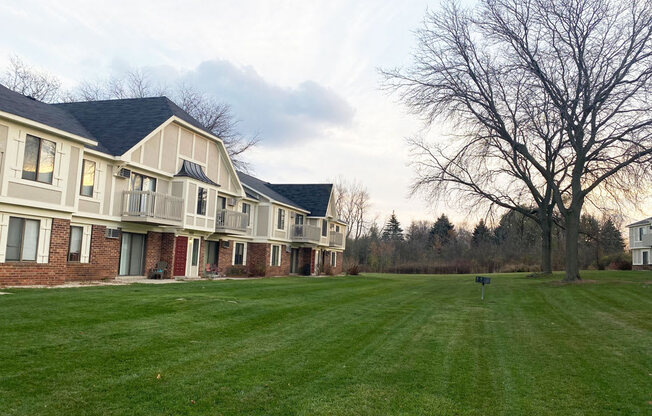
[
  {"x1": 384, "y1": 0, "x2": 652, "y2": 281},
  {"x1": 333, "y1": 178, "x2": 371, "y2": 240},
  {"x1": 1, "y1": 55, "x2": 61, "y2": 102}
]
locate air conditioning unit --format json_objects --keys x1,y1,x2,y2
[
  {"x1": 285, "y1": 245, "x2": 292, "y2": 253},
  {"x1": 115, "y1": 167, "x2": 131, "y2": 179},
  {"x1": 105, "y1": 228, "x2": 120, "y2": 239},
  {"x1": 227, "y1": 198, "x2": 237, "y2": 206},
  {"x1": 222, "y1": 241, "x2": 230, "y2": 249}
]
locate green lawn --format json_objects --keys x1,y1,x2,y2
[{"x1": 1, "y1": 271, "x2": 651, "y2": 415}]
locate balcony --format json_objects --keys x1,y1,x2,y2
[
  {"x1": 122, "y1": 190, "x2": 183, "y2": 225},
  {"x1": 215, "y1": 209, "x2": 248, "y2": 234},
  {"x1": 329, "y1": 231, "x2": 344, "y2": 247},
  {"x1": 291, "y1": 224, "x2": 321, "y2": 244}
]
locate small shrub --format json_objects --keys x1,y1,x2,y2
[
  {"x1": 225, "y1": 266, "x2": 248, "y2": 277},
  {"x1": 603, "y1": 252, "x2": 632, "y2": 270},
  {"x1": 247, "y1": 263, "x2": 267, "y2": 277},
  {"x1": 346, "y1": 263, "x2": 360, "y2": 276}
]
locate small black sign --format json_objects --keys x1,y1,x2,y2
[{"x1": 475, "y1": 276, "x2": 491, "y2": 284}]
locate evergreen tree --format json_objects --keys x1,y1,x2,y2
[
  {"x1": 382, "y1": 211, "x2": 404, "y2": 241},
  {"x1": 471, "y1": 220, "x2": 492, "y2": 247},
  {"x1": 600, "y1": 219, "x2": 625, "y2": 256},
  {"x1": 430, "y1": 214, "x2": 454, "y2": 246}
]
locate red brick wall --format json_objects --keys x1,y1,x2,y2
[
  {"x1": 216, "y1": 240, "x2": 235, "y2": 275},
  {"x1": 633, "y1": 265, "x2": 652, "y2": 270},
  {"x1": 247, "y1": 242, "x2": 267, "y2": 276},
  {"x1": 0, "y1": 220, "x2": 121, "y2": 287},
  {"x1": 144, "y1": 231, "x2": 162, "y2": 276},
  {"x1": 160, "y1": 233, "x2": 176, "y2": 279},
  {"x1": 298, "y1": 247, "x2": 312, "y2": 275}
]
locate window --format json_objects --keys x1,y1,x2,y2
[
  {"x1": 197, "y1": 187, "x2": 207, "y2": 215},
  {"x1": 295, "y1": 213, "x2": 304, "y2": 225},
  {"x1": 6, "y1": 217, "x2": 39, "y2": 261},
  {"x1": 68, "y1": 226, "x2": 83, "y2": 262},
  {"x1": 271, "y1": 245, "x2": 281, "y2": 266},
  {"x1": 22, "y1": 134, "x2": 56, "y2": 184},
  {"x1": 218, "y1": 196, "x2": 226, "y2": 210},
  {"x1": 206, "y1": 241, "x2": 219, "y2": 266},
  {"x1": 242, "y1": 203, "x2": 251, "y2": 226},
  {"x1": 277, "y1": 209, "x2": 286, "y2": 230},
  {"x1": 322, "y1": 219, "x2": 328, "y2": 237},
  {"x1": 644, "y1": 251, "x2": 650, "y2": 265},
  {"x1": 331, "y1": 252, "x2": 337, "y2": 267},
  {"x1": 191, "y1": 238, "x2": 200, "y2": 266},
  {"x1": 336, "y1": 225, "x2": 340, "y2": 232},
  {"x1": 233, "y1": 242, "x2": 245, "y2": 265},
  {"x1": 80, "y1": 159, "x2": 96, "y2": 197},
  {"x1": 129, "y1": 172, "x2": 156, "y2": 191},
  {"x1": 640, "y1": 227, "x2": 644, "y2": 241}
]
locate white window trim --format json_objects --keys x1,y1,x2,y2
[
  {"x1": 232, "y1": 242, "x2": 247, "y2": 266},
  {"x1": 270, "y1": 244, "x2": 281, "y2": 266},
  {"x1": 70, "y1": 223, "x2": 92, "y2": 263},
  {"x1": 331, "y1": 252, "x2": 337, "y2": 267},
  {"x1": 276, "y1": 208, "x2": 286, "y2": 230},
  {"x1": 0, "y1": 213, "x2": 52, "y2": 263}
]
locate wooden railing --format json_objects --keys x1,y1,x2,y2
[
  {"x1": 215, "y1": 209, "x2": 248, "y2": 233},
  {"x1": 329, "y1": 231, "x2": 344, "y2": 247},
  {"x1": 122, "y1": 190, "x2": 183, "y2": 222},
  {"x1": 291, "y1": 224, "x2": 321, "y2": 243}
]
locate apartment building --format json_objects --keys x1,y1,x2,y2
[
  {"x1": 627, "y1": 217, "x2": 652, "y2": 270},
  {"x1": 0, "y1": 84, "x2": 345, "y2": 286}
]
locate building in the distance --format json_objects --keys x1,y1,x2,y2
[
  {"x1": 0, "y1": 84, "x2": 345, "y2": 286},
  {"x1": 627, "y1": 217, "x2": 651, "y2": 270}
]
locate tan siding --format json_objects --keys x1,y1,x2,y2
[
  {"x1": 7, "y1": 182, "x2": 61, "y2": 204},
  {"x1": 78, "y1": 199, "x2": 101, "y2": 214},
  {"x1": 179, "y1": 129, "x2": 193, "y2": 158},
  {"x1": 131, "y1": 147, "x2": 141, "y2": 163},
  {"x1": 257, "y1": 206, "x2": 269, "y2": 237},
  {"x1": 194, "y1": 136, "x2": 207, "y2": 164},
  {"x1": 208, "y1": 188, "x2": 216, "y2": 216},
  {"x1": 113, "y1": 177, "x2": 129, "y2": 215},
  {"x1": 161, "y1": 126, "x2": 178, "y2": 173},
  {"x1": 66, "y1": 146, "x2": 80, "y2": 207},
  {"x1": 103, "y1": 164, "x2": 113, "y2": 215},
  {"x1": 207, "y1": 143, "x2": 219, "y2": 183},
  {"x1": 171, "y1": 181, "x2": 183, "y2": 198},
  {"x1": 143, "y1": 131, "x2": 161, "y2": 168},
  {"x1": 0, "y1": 124, "x2": 8, "y2": 194},
  {"x1": 218, "y1": 155, "x2": 228, "y2": 188},
  {"x1": 157, "y1": 179, "x2": 169, "y2": 194},
  {"x1": 187, "y1": 182, "x2": 197, "y2": 214}
]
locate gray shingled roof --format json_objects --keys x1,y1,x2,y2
[
  {"x1": 237, "y1": 171, "x2": 333, "y2": 217},
  {"x1": 627, "y1": 217, "x2": 652, "y2": 227},
  {"x1": 237, "y1": 171, "x2": 306, "y2": 210},
  {"x1": 0, "y1": 84, "x2": 95, "y2": 141},
  {"x1": 175, "y1": 160, "x2": 219, "y2": 186},
  {"x1": 54, "y1": 96, "x2": 211, "y2": 155},
  {"x1": 267, "y1": 183, "x2": 333, "y2": 217}
]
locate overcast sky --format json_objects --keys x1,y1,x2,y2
[{"x1": 0, "y1": 0, "x2": 647, "y2": 229}]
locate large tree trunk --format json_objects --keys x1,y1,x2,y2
[
  {"x1": 563, "y1": 208, "x2": 582, "y2": 281},
  {"x1": 540, "y1": 217, "x2": 553, "y2": 275}
]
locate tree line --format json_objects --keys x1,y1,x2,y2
[{"x1": 344, "y1": 211, "x2": 628, "y2": 275}]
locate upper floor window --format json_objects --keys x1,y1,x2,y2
[
  {"x1": 22, "y1": 134, "x2": 56, "y2": 184},
  {"x1": 242, "y1": 203, "x2": 251, "y2": 226},
  {"x1": 130, "y1": 172, "x2": 156, "y2": 192},
  {"x1": 277, "y1": 209, "x2": 286, "y2": 230},
  {"x1": 6, "y1": 217, "x2": 39, "y2": 262},
  {"x1": 295, "y1": 213, "x2": 304, "y2": 225},
  {"x1": 336, "y1": 225, "x2": 340, "y2": 232},
  {"x1": 197, "y1": 187, "x2": 207, "y2": 215},
  {"x1": 640, "y1": 227, "x2": 645, "y2": 241},
  {"x1": 322, "y1": 219, "x2": 328, "y2": 237},
  {"x1": 80, "y1": 159, "x2": 96, "y2": 197}
]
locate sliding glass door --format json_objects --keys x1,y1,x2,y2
[{"x1": 119, "y1": 232, "x2": 146, "y2": 276}]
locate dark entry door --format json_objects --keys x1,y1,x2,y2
[
  {"x1": 174, "y1": 236, "x2": 188, "y2": 276},
  {"x1": 119, "y1": 232, "x2": 146, "y2": 275},
  {"x1": 290, "y1": 248, "x2": 299, "y2": 273}
]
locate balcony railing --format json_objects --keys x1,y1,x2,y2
[
  {"x1": 122, "y1": 190, "x2": 183, "y2": 223},
  {"x1": 329, "y1": 231, "x2": 344, "y2": 247},
  {"x1": 215, "y1": 209, "x2": 248, "y2": 233},
  {"x1": 291, "y1": 224, "x2": 321, "y2": 244}
]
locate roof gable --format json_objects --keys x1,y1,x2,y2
[
  {"x1": 54, "y1": 96, "x2": 211, "y2": 156},
  {"x1": 267, "y1": 183, "x2": 333, "y2": 217}
]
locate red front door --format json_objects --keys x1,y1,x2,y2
[{"x1": 174, "y1": 236, "x2": 188, "y2": 276}]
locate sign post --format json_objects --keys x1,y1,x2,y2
[{"x1": 475, "y1": 276, "x2": 491, "y2": 300}]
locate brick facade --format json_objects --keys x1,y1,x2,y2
[
  {"x1": 0, "y1": 219, "x2": 121, "y2": 287},
  {"x1": 633, "y1": 264, "x2": 652, "y2": 270},
  {"x1": 216, "y1": 240, "x2": 234, "y2": 275}
]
